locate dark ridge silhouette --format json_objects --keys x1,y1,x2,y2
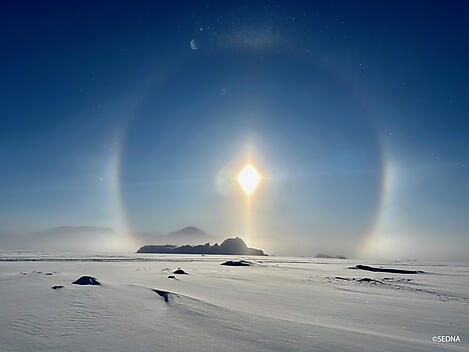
[
  {"x1": 221, "y1": 260, "x2": 252, "y2": 266},
  {"x1": 316, "y1": 253, "x2": 347, "y2": 259},
  {"x1": 51, "y1": 285, "x2": 64, "y2": 290},
  {"x1": 350, "y1": 265, "x2": 424, "y2": 274},
  {"x1": 168, "y1": 275, "x2": 176, "y2": 279},
  {"x1": 173, "y1": 268, "x2": 187, "y2": 274},
  {"x1": 153, "y1": 289, "x2": 169, "y2": 302},
  {"x1": 137, "y1": 237, "x2": 266, "y2": 256},
  {"x1": 72, "y1": 276, "x2": 101, "y2": 285},
  {"x1": 45, "y1": 272, "x2": 53, "y2": 275}
]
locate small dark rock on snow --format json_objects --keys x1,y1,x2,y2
[
  {"x1": 51, "y1": 285, "x2": 64, "y2": 290},
  {"x1": 173, "y1": 268, "x2": 187, "y2": 274},
  {"x1": 72, "y1": 276, "x2": 101, "y2": 285}
]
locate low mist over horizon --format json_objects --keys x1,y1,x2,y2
[
  {"x1": 1, "y1": 224, "x2": 467, "y2": 261},
  {"x1": 1, "y1": 1, "x2": 468, "y2": 261}
]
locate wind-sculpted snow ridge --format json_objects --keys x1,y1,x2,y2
[
  {"x1": 135, "y1": 285, "x2": 465, "y2": 352},
  {"x1": 326, "y1": 276, "x2": 466, "y2": 302},
  {"x1": 153, "y1": 289, "x2": 171, "y2": 302},
  {"x1": 1, "y1": 255, "x2": 468, "y2": 352}
]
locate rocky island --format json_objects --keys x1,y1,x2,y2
[{"x1": 137, "y1": 237, "x2": 266, "y2": 256}]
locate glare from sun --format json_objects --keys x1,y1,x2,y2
[{"x1": 237, "y1": 164, "x2": 261, "y2": 196}]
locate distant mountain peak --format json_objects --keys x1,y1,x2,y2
[
  {"x1": 136, "y1": 226, "x2": 213, "y2": 246},
  {"x1": 169, "y1": 226, "x2": 208, "y2": 236}
]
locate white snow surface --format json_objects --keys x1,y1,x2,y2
[{"x1": 0, "y1": 252, "x2": 468, "y2": 352}]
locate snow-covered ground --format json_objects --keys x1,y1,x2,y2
[{"x1": 0, "y1": 252, "x2": 468, "y2": 351}]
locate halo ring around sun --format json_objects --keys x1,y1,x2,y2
[{"x1": 113, "y1": 48, "x2": 390, "y2": 256}]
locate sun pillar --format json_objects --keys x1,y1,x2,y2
[{"x1": 237, "y1": 164, "x2": 261, "y2": 243}]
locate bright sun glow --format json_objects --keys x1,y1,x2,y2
[{"x1": 237, "y1": 164, "x2": 261, "y2": 196}]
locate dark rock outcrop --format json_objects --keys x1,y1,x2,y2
[
  {"x1": 137, "y1": 237, "x2": 266, "y2": 256},
  {"x1": 72, "y1": 276, "x2": 101, "y2": 285},
  {"x1": 51, "y1": 285, "x2": 64, "y2": 290},
  {"x1": 349, "y1": 265, "x2": 424, "y2": 274},
  {"x1": 221, "y1": 260, "x2": 252, "y2": 266},
  {"x1": 173, "y1": 268, "x2": 187, "y2": 274}
]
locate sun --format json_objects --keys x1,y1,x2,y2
[{"x1": 237, "y1": 164, "x2": 261, "y2": 196}]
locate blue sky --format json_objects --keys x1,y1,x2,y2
[{"x1": 0, "y1": 1, "x2": 467, "y2": 258}]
